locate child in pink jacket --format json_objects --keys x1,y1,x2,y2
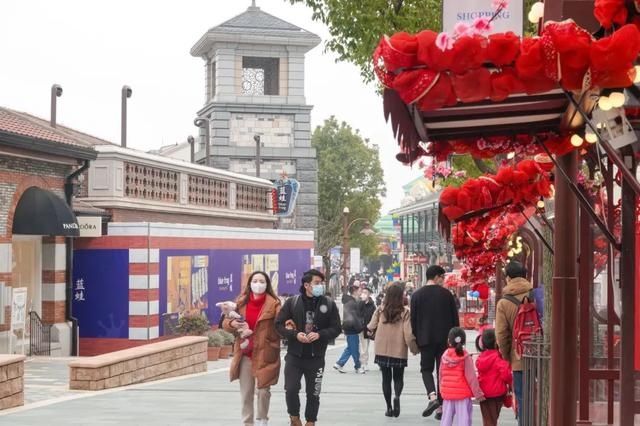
[{"x1": 439, "y1": 327, "x2": 485, "y2": 426}]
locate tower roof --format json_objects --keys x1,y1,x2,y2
[{"x1": 191, "y1": 4, "x2": 321, "y2": 57}]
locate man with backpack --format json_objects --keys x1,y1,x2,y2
[{"x1": 496, "y1": 261, "x2": 540, "y2": 426}]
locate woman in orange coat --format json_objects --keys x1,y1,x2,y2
[{"x1": 224, "y1": 271, "x2": 281, "y2": 426}]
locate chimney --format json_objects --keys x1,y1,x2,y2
[
  {"x1": 121, "y1": 86, "x2": 132, "y2": 147},
  {"x1": 50, "y1": 84, "x2": 63, "y2": 128}
]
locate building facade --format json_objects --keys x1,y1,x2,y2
[{"x1": 190, "y1": 3, "x2": 321, "y2": 231}]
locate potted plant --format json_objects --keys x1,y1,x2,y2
[
  {"x1": 207, "y1": 331, "x2": 224, "y2": 361},
  {"x1": 176, "y1": 312, "x2": 211, "y2": 336},
  {"x1": 218, "y1": 330, "x2": 235, "y2": 358}
]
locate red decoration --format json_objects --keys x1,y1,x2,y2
[{"x1": 594, "y1": 0, "x2": 628, "y2": 29}]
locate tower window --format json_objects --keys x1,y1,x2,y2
[
  {"x1": 242, "y1": 57, "x2": 279, "y2": 96},
  {"x1": 209, "y1": 61, "x2": 216, "y2": 99}
]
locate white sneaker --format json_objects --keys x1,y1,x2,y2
[
  {"x1": 333, "y1": 363, "x2": 346, "y2": 373},
  {"x1": 255, "y1": 420, "x2": 268, "y2": 426},
  {"x1": 357, "y1": 367, "x2": 366, "y2": 374}
]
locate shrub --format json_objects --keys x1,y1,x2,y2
[
  {"x1": 176, "y1": 313, "x2": 210, "y2": 336},
  {"x1": 207, "y1": 332, "x2": 224, "y2": 348}
]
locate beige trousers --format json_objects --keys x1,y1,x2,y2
[
  {"x1": 239, "y1": 356, "x2": 271, "y2": 425},
  {"x1": 359, "y1": 333, "x2": 370, "y2": 367}
]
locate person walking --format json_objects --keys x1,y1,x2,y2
[
  {"x1": 275, "y1": 269, "x2": 341, "y2": 426},
  {"x1": 495, "y1": 261, "x2": 533, "y2": 425},
  {"x1": 223, "y1": 271, "x2": 281, "y2": 426},
  {"x1": 333, "y1": 285, "x2": 365, "y2": 373},
  {"x1": 367, "y1": 283, "x2": 418, "y2": 417},
  {"x1": 411, "y1": 264, "x2": 460, "y2": 420},
  {"x1": 358, "y1": 286, "x2": 377, "y2": 372},
  {"x1": 439, "y1": 327, "x2": 485, "y2": 426},
  {"x1": 476, "y1": 328, "x2": 513, "y2": 426}
]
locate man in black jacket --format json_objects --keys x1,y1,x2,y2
[
  {"x1": 276, "y1": 269, "x2": 341, "y2": 426},
  {"x1": 410, "y1": 265, "x2": 460, "y2": 420},
  {"x1": 358, "y1": 287, "x2": 377, "y2": 372}
]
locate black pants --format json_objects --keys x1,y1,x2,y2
[
  {"x1": 380, "y1": 366, "x2": 405, "y2": 409},
  {"x1": 284, "y1": 354, "x2": 325, "y2": 422},
  {"x1": 420, "y1": 344, "x2": 447, "y2": 404}
]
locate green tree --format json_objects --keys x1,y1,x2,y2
[
  {"x1": 313, "y1": 117, "x2": 386, "y2": 270},
  {"x1": 290, "y1": 0, "x2": 539, "y2": 83},
  {"x1": 290, "y1": 0, "x2": 442, "y2": 83}
]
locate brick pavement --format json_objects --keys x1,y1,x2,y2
[{"x1": 0, "y1": 333, "x2": 518, "y2": 425}]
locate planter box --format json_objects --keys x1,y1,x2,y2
[
  {"x1": 207, "y1": 347, "x2": 221, "y2": 361},
  {"x1": 219, "y1": 345, "x2": 233, "y2": 358}
]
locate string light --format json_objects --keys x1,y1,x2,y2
[
  {"x1": 634, "y1": 65, "x2": 640, "y2": 84},
  {"x1": 585, "y1": 131, "x2": 598, "y2": 143},
  {"x1": 537, "y1": 199, "x2": 545, "y2": 209},
  {"x1": 507, "y1": 152, "x2": 515, "y2": 159},
  {"x1": 599, "y1": 96, "x2": 613, "y2": 111},
  {"x1": 609, "y1": 92, "x2": 626, "y2": 108},
  {"x1": 528, "y1": 2, "x2": 544, "y2": 22},
  {"x1": 570, "y1": 134, "x2": 583, "y2": 147}
]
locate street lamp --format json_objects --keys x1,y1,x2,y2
[{"x1": 341, "y1": 206, "x2": 375, "y2": 293}]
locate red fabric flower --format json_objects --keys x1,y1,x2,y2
[
  {"x1": 516, "y1": 37, "x2": 558, "y2": 94},
  {"x1": 416, "y1": 30, "x2": 455, "y2": 71},
  {"x1": 453, "y1": 68, "x2": 492, "y2": 103},
  {"x1": 380, "y1": 33, "x2": 418, "y2": 72},
  {"x1": 450, "y1": 35, "x2": 488, "y2": 74},
  {"x1": 541, "y1": 20, "x2": 592, "y2": 90},
  {"x1": 487, "y1": 32, "x2": 521, "y2": 66},
  {"x1": 590, "y1": 24, "x2": 640, "y2": 88},
  {"x1": 417, "y1": 73, "x2": 455, "y2": 111},
  {"x1": 392, "y1": 69, "x2": 439, "y2": 104},
  {"x1": 594, "y1": 0, "x2": 628, "y2": 29},
  {"x1": 490, "y1": 67, "x2": 525, "y2": 101}
]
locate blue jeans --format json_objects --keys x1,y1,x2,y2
[
  {"x1": 336, "y1": 334, "x2": 361, "y2": 369},
  {"x1": 513, "y1": 370, "x2": 523, "y2": 426}
]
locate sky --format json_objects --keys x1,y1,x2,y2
[{"x1": 0, "y1": 0, "x2": 423, "y2": 214}]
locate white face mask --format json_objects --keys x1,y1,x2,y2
[
  {"x1": 250, "y1": 277, "x2": 267, "y2": 295},
  {"x1": 360, "y1": 293, "x2": 369, "y2": 301}
]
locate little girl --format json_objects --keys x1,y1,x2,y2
[
  {"x1": 475, "y1": 329, "x2": 512, "y2": 426},
  {"x1": 439, "y1": 327, "x2": 485, "y2": 426}
]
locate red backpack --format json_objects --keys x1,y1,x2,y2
[{"x1": 504, "y1": 291, "x2": 542, "y2": 356}]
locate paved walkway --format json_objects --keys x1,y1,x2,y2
[{"x1": 0, "y1": 332, "x2": 517, "y2": 425}]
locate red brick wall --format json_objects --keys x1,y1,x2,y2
[{"x1": 108, "y1": 208, "x2": 274, "y2": 228}]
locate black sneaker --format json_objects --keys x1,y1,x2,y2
[
  {"x1": 434, "y1": 410, "x2": 443, "y2": 421},
  {"x1": 422, "y1": 399, "x2": 440, "y2": 417}
]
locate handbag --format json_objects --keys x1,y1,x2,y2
[{"x1": 503, "y1": 384, "x2": 513, "y2": 408}]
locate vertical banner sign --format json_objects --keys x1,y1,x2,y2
[
  {"x1": 442, "y1": 0, "x2": 524, "y2": 36},
  {"x1": 272, "y1": 178, "x2": 300, "y2": 216}
]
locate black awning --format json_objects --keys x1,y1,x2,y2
[{"x1": 12, "y1": 187, "x2": 79, "y2": 237}]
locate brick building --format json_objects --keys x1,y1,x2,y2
[
  {"x1": 189, "y1": 3, "x2": 321, "y2": 231},
  {"x1": 0, "y1": 107, "x2": 99, "y2": 356}
]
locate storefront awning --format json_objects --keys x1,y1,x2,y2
[{"x1": 12, "y1": 187, "x2": 79, "y2": 237}]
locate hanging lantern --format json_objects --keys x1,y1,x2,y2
[{"x1": 591, "y1": 106, "x2": 638, "y2": 150}]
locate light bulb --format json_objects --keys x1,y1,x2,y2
[
  {"x1": 599, "y1": 96, "x2": 613, "y2": 111},
  {"x1": 537, "y1": 199, "x2": 545, "y2": 209},
  {"x1": 634, "y1": 66, "x2": 640, "y2": 84},
  {"x1": 528, "y1": 10, "x2": 539, "y2": 23},
  {"x1": 585, "y1": 131, "x2": 597, "y2": 143},
  {"x1": 609, "y1": 92, "x2": 625, "y2": 108},
  {"x1": 531, "y1": 2, "x2": 545, "y2": 19},
  {"x1": 596, "y1": 122, "x2": 603, "y2": 129},
  {"x1": 570, "y1": 134, "x2": 583, "y2": 147},
  {"x1": 507, "y1": 152, "x2": 515, "y2": 159}
]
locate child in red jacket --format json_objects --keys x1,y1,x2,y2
[{"x1": 475, "y1": 328, "x2": 513, "y2": 426}]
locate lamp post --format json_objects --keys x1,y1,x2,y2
[{"x1": 341, "y1": 206, "x2": 375, "y2": 293}]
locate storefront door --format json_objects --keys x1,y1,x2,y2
[{"x1": 11, "y1": 236, "x2": 42, "y2": 316}]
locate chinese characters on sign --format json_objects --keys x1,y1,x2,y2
[
  {"x1": 75, "y1": 278, "x2": 86, "y2": 302},
  {"x1": 272, "y1": 178, "x2": 300, "y2": 217},
  {"x1": 217, "y1": 274, "x2": 233, "y2": 292}
]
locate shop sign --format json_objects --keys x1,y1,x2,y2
[
  {"x1": 77, "y1": 216, "x2": 102, "y2": 237},
  {"x1": 272, "y1": 178, "x2": 300, "y2": 217},
  {"x1": 442, "y1": 0, "x2": 524, "y2": 36}
]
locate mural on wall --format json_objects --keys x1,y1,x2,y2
[
  {"x1": 72, "y1": 249, "x2": 129, "y2": 338},
  {"x1": 158, "y1": 249, "x2": 310, "y2": 335}
]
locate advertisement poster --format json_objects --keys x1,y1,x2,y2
[
  {"x1": 442, "y1": 0, "x2": 523, "y2": 36},
  {"x1": 158, "y1": 248, "x2": 310, "y2": 335},
  {"x1": 73, "y1": 249, "x2": 129, "y2": 338}
]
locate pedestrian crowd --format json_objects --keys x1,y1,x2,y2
[{"x1": 221, "y1": 261, "x2": 536, "y2": 426}]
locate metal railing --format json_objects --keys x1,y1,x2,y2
[
  {"x1": 28, "y1": 311, "x2": 52, "y2": 356},
  {"x1": 522, "y1": 336, "x2": 551, "y2": 426}
]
